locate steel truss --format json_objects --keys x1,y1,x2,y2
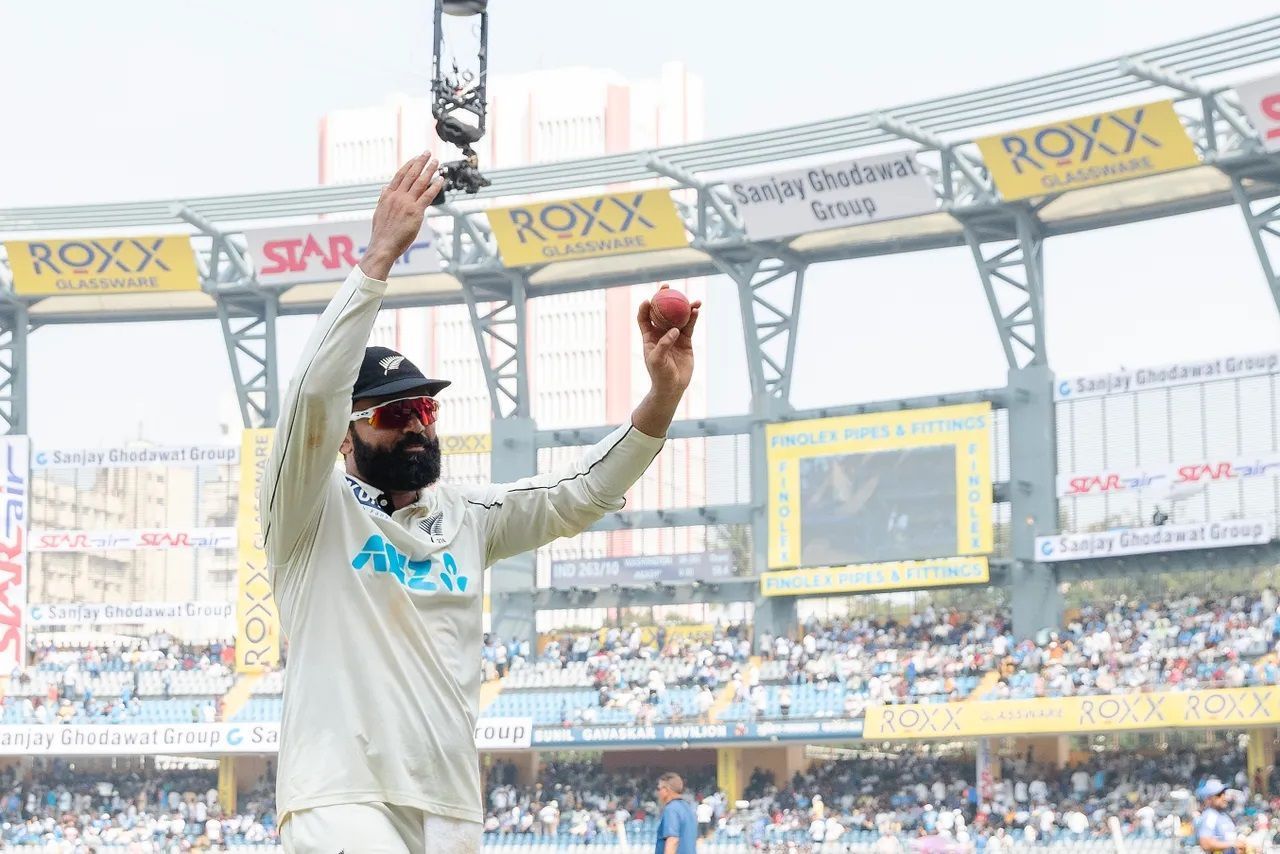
[
  {"x1": 7, "y1": 16, "x2": 1279, "y2": 231},
  {"x1": 722, "y1": 253, "x2": 805, "y2": 409},
  {"x1": 441, "y1": 204, "x2": 531, "y2": 421},
  {"x1": 0, "y1": 303, "x2": 26, "y2": 436},
  {"x1": 648, "y1": 154, "x2": 807, "y2": 412},
  {"x1": 869, "y1": 113, "x2": 1049, "y2": 370},
  {"x1": 961, "y1": 208, "x2": 1048, "y2": 370},
  {"x1": 217, "y1": 295, "x2": 279, "y2": 429},
  {"x1": 532, "y1": 390, "x2": 1007, "y2": 620},
  {"x1": 458, "y1": 274, "x2": 529, "y2": 421},
  {"x1": 438, "y1": 205, "x2": 540, "y2": 646},
  {"x1": 179, "y1": 209, "x2": 280, "y2": 429},
  {"x1": 2, "y1": 23, "x2": 1280, "y2": 640},
  {"x1": 1228, "y1": 164, "x2": 1280, "y2": 316},
  {"x1": 1117, "y1": 60, "x2": 1280, "y2": 317}
]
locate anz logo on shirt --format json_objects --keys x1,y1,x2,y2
[{"x1": 350, "y1": 535, "x2": 468, "y2": 594}]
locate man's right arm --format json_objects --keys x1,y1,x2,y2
[
  {"x1": 259, "y1": 267, "x2": 391, "y2": 565},
  {"x1": 655, "y1": 810, "x2": 676, "y2": 854},
  {"x1": 259, "y1": 152, "x2": 444, "y2": 566}
]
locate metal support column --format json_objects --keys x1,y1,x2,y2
[
  {"x1": 459, "y1": 270, "x2": 531, "y2": 421},
  {"x1": 962, "y1": 208, "x2": 1047, "y2": 372},
  {"x1": 642, "y1": 154, "x2": 808, "y2": 640},
  {"x1": 1229, "y1": 165, "x2": 1280, "y2": 319},
  {"x1": 962, "y1": 208, "x2": 1061, "y2": 637},
  {"x1": 177, "y1": 206, "x2": 279, "y2": 429},
  {"x1": 0, "y1": 303, "x2": 28, "y2": 436},
  {"x1": 488, "y1": 412, "x2": 537, "y2": 651},
  {"x1": 217, "y1": 293, "x2": 280, "y2": 428},
  {"x1": 718, "y1": 251, "x2": 806, "y2": 410},
  {"x1": 447, "y1": 205, "x2": 538, "y2": 650},
  {"x1": 748, "y1": 413, "x2": 796, "y2": 642},
  {"x1": 713, "y1": 250, "x2": 806, "y2": 643},
  {"x1": 1119, "y1": 59, "x2": 1280, "y2": 317},
  {"x1": 1006, "y1": 364, "x2": 1062, "y2": 640}
]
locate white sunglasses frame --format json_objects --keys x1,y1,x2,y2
[{"x1": 349, "y1": 395, "x2": 440, "y2": 424}]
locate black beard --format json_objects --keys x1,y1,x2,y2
[{"x1": 349, "y1": 430, "x2": 441, "y2": 492}]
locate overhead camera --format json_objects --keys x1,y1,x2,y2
[{"x1": 430, "y1": 0, "x2": 491, "y2": 206}]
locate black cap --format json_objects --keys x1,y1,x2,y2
[{"x1": 353, "y1": 346, "x2": 450, "y2": 400}]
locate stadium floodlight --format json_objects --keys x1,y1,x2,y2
[{"x1": 430, "y1": 0, "x2": 490, "y2": 204}]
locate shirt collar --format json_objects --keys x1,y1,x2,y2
[{"x1": 345, "y1": 471, "x2": 436, "y2": 511}]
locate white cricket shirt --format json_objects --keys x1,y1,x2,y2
[{"x1": 261, "y1": 267, "x2": 665, "y2": 824}]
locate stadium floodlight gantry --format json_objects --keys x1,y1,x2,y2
[{"x1": 3, "y1": 17, "x2": 1280, "y2": 646}]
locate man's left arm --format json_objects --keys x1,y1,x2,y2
[{"x1": 474, "y1": 291, "x2": 700, "y2": 567}]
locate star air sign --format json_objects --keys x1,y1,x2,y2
[
  {"x1": 976, "y1": 100, "x2": 1200, "y2": 201},
  {"x1": 486, "y1": 189, "x2": 689, "y2": 267}
]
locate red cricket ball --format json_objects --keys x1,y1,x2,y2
[{"x1": 649, "y1": 286, "x2": 691, "y2": 331}]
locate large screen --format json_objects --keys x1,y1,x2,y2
[
  {"x1": 767, "y1": 403, "x2": 993, "y2": 570},
  {"x1": 799, "y1": 445, "x2": 958, "y2": 565}
]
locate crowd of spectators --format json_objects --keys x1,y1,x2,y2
[
  {"x1": 0, "y1": 637, "x2": 235, "y2": 727},
  {"x1": 983, "y1": 591, "x2": 1279, "y2": 700},
  {"x1": 487, "y1": 590, "x2": 1280, "y2": 724},
  {"x1": 0, "y1": 761, "x2": 278, "y2": 850},
  {"x1": 479, "y1": 744, "x2": 1279, "y2": 850},
  {"x1": 0, "y1": 593, "x2": 1278, "y2": 849},
  {"x1": 0, "y1": 743, "x2": 1273, "y2": 850},
  {"x1": 481, "y1": 758, "x2": 717, "y2": 843},
  {"x1": 4, "y1": 590, "x2": 1278, "y2": 729},
  {"x1": 21, "y1": 637, "x2": 238, "y2": 675}
]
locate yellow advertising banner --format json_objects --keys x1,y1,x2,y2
[
  {"x1": 440, "y1": 433, "x2": 491, "y2": 455},
  {"x1": 217, "y1": 760, "x2": 237, "y2": 815},
  {"x1": 5, "y1": 236, "x2": 201, "y2": 296},
  {"x1": 863, "y1": 686, "x2": 1280, "y2": 741},
  {"x1": 236, "y1": 429, "x2": 280, "y2": 673},
  {"x1": 486, "y1": 189, "x2": 689, "y2": 267},
  {"x1": 766, "y1": 403, "x2": 992, "y2": 570},
  {"x1": 760, "y1": 557, "x2": 989, "y2": 598},
  {"x1": 976, "y1": 100, "x2": 1200, "y2": 202}
]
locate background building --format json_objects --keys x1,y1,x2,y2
[
  {"x1": 26, "y1": 456, "x2": 239, "y2": 639},
  {"x1": 319, "y1": 63, "x2": 714, "y2": 598}
]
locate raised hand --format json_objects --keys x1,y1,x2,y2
[
  {"x1": 636, "y1": 285, "x2": 701, "y2": 398},
  {"x1": 359, "y1": 152, "x2": 444, "y2": 281}
]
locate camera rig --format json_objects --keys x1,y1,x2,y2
[{"x1": 430, "y1": 0, "x2": 491, "y2": 205}]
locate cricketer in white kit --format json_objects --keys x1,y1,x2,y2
[{"x1": 259, "y1": 152, "x2": 702, "y2": 853}]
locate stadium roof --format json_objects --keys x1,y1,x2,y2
[{"x1": 2, "y1": 15, "x2": 1279, "y2": 233}]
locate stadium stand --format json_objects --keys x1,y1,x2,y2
[
  {"x1": 475, "y1": 591, "x2": 1280, "y2": 729},
  {"x1": 0, "y1": 761, "x2": 277, "y2": 850},
  {"x1": 3, "y1": 739, "x2": 1268, "y2": 850},
  {"x1": 6, "y1": 591, "x2": 1279, "y2": 730},
  {"x1": 3, "y1": 640, "x2": 234, "y2": 726},
  {"x1": 473, "y1": 747, "x2": 1278, "y2": 850},
  {"x1": 3, "y1": 592, "x2": 1278, "y2": 850}
]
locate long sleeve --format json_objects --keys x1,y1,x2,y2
[
  {"x1": 260, "y1": 267, "x2": 387, "y2": 566},
  {"x1": 466, "y1": 424, "x2": 666, "y2": 567}
]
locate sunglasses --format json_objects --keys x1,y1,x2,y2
[{"x1": 350, "y1": 396, "x2": 440, "y2": 430}]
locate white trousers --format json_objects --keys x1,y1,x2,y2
[{"x1": 282, "y1": 802, "x2": 482, "y2": 854}]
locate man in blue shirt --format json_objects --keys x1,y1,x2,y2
[
  {"x1": 1197, "y1": 779, "x2": 1246, "y2": 854},
  {"x1": 655, "y1": 773, "x2": 699, "y2": 854}
]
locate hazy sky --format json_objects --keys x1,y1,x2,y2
[{"x1": 4, "y1": 1, "x2": 1280, "y2": 447}]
